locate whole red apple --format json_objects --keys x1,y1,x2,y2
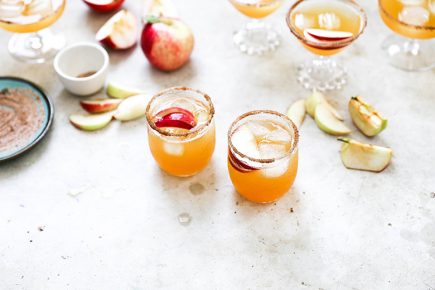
[{"x1": 140, "y1": 17, "x2": 194, "y2": 72}]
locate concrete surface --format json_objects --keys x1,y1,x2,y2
[{"x1": 1, "y1": 1, "x2": 434, "y2": 289}]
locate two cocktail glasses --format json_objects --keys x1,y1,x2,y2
[{"x1": 145, "y1": 87, "x2": 299, "y2": 204}]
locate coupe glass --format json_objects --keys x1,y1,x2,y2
[
  {"x1": 0, "y1": 0, "x2": 66, "y2": 63},
  {"x1": 229, "y1": 0, "x2": 283, "y2": 55},
  {"x1": 379, "y1": 0, "x2": 435, "y2": 71},
  {"x1": 286, "y1": 0, "x2": 367, "y2": 91}
]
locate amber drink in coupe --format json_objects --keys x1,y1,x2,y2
[
  {"x1": 146, "y1": 87, "x2": 215, "y2": 177},
  {"x1": 286, "y1": 0, "x2": 366, "y2": 91},
  {"x1": 228, "y1": 111, "x2": 299, "y2": 203},
  {"x1": 379, "y1": 0, "x2": 435, "y2": 71},
  {"x1": 0, "y1": 0, "x2": 66, "y2": 63},
  {"x1": 229, "y1": 0, "x2": 283, "y2": 55}
]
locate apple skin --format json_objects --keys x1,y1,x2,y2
[
  {"x1": 141, "y1": 17, "x2": 194, "y2": 72},
  {"x1": 83, "y1": 0, "x2": 125, "y2": 13},
  {"x1": 80, "y1": 98, "x2": 122, "y2": 114}
]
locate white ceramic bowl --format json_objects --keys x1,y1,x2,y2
[{"x1": 53, "y1": 42, "x2": 109, "y2": 96}]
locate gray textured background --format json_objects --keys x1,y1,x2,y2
[{"x1": 1, "y1": 0, "x2": 434, "y2": 289}]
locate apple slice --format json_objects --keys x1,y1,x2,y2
[
  {"x1": 315, "y1": 103, "x2": 351, "y2": 136},
  {"x1": 96, "y1": 9, "x2": 138, "y2": 50},
  {"x1": 0, "y1": 1, "x2": 24, "y2": 18},
  {"x1": 338, "y1": 138, "x2": 393, "y2": 172},
  {"x1": 107, "y1": 82, "x2": 142, "y2": 99},
  {"x1": 114, "y1": 94, "x2": 148, "y2": 121},
  {"x1": 80, "y1": 98, "x2": 122, "y2": 114},
  {"x1": 69, "y1": 112, "x2": 113, "y2": 131},
  {"x1": 305, "y1": 90, "x2": 343, "y2": 120},
  {"x1": 154, "y1": 107, "x2": 196, "y2": 130},
  {"x1": 82, "y1": 0, "x2": 125, "y2": 13},
  {"x1": 305, "y1": 28, "x2": 353, "y2": 42},
  {"x1": 349, "y1": 96, "x2": 388, "y2": 137},
  {"x1": 23, "y1": 0, "x2": 53, "y2": 17},
  {"x1": 229, "y1": 125, "x2": 261, "y2": 173},
  {"x1": 142, "y1": 0, "x2": 178, "y2": 19},
  {"x1": 287, "y1": 99, "x2": 306, "y2": 128}
]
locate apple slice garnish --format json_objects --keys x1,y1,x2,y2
[
  {"x1": 23, "y1": 0, "x2": 53, "y2": 17},
  {"x1": 82, "y1": 0, "x2": 124, "y2": 13},
  {"x1": 304, "y1": 28, "x2": 353, "y2": 43},
  {"x1": 338, "y1": 138, "x2": 393, "y2": 172},
  {"x1": 69, "y1": 112, "x2": 113, "y2": 131},
  {"x1": 80, "y1": 98, "x2": 122, "y2": 114},
  {"x1": 229, "y1": 125, "x2": 261, "y2": 173},
  {"x1": 96, "y1": 9, "x2": 138, "y2": 50},
  {"x1": 154, "y1": 107, "x2": 196, "y2": 130},
  {"x1": 114, "y1": 94, "x2": 148, "y2": 121}
]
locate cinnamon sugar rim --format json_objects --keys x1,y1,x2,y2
[
  {"x1": 228, "y1": 110, "x2": 299, "y2": 164},
  {"x1": 286, "y1": 0, "x2": 367, "y2": 49},
  {"x1": 146, "y1": 86, "x2": 215, "y2": 138},
  {"x1": 379, "y1": 1, "x2": 435, "y2": 31}
]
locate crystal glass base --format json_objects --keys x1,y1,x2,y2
[
  {"x1": 382, "y1": 34, "x2": 435, "y2": 71},
  {"x1": 8, "y1": 28, "x2": 66, "y2": 64},
  {"x1": 297, "y1": 56, "x2": 347, "y2": 91},
  {"x1": 233, "y1": 20, "x2": 280, "y2": 55}
]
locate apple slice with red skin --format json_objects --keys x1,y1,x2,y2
[
  {"x1": 228, "y1": 150, "x2": 259, "y2": 173},
  {"x1": 80, "y1": 98, "x2": 122, "y2": 114},
  {"x1": 96, "y1": 9, "x2": 138, "y2": 50},
  {"x1": 304, "y1": 28, "x2": 353, "y2": 42},
  {"x1": 82, "y1": 0, "x2": 124, "y2": 13},
  {"x1": 154, "y1": 107, "x2": 196, "y2": 130}
]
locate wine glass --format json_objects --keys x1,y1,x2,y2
[
  {"x1": 286, "y1": 0, "x2": 367, "y2": 91},
  {"x1": 229, "y1": 0, "x2": 283, "y2": 55},
  {"x1": 0, "y1": 0, "x2": 66, "y2": 63},
  {"x1": 379, "y1": 0, "x2": 435, "y2": 71}
]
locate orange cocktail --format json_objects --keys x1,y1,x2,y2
[
  {"x1": 146, "y1": 87, "x2": 215, "y2": 177},
  {"x1": 0, "y1": 0, "x2": 66, "y2": 63},
  {"x1": 228, "y1": 0, "x2": 283, "y2": 55},
  {"x1": 228, "y1": 110, "x2": 299, "y2": 203},
  {"x1": 378, "y1": 0, "x2": 435, "y2": 71},
  {"x1": 286, "y1": 0, "x2": 366, "y2": 91}
]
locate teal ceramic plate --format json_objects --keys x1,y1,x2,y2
[{"x1": 0, "y1": 77, "x2": 54, "y2": 162}]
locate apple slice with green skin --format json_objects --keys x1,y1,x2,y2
[
  {"x1": 69, "y1": 112, "x2": 113, "y2": 131},
  {"x1": 114, "y1": 94, "x2": 148, "y2": 121},
  {"x1": 154, "y1": 107, "x2": 196, "y2": 130},
  {"x1": 305, "y1": 90, "x2": 343, "y2": 120},
  {"x1": 287, "y1": 99, "x2": 306, "y2": 128},
  {"x1": 315, "y1": 103, "x2": 351, "y2": 136},
  {"x1": 82, "y1": 0, "x2": 124, "y2": 13},
  {"x1": 349, "y1": 96, "x2": 388, "y2": 137},
  {"x1": 338, "y1": 138, "x2": 393, "y2": 172},
  {"x1": 107, "y1": 82, "x2": 143, "y2": 99},
  {"x1": 96, "y1": 9, "x2": 138, "y2": 50},
  {"x1": 80, "y1": 98, "x2": 122, "y2": 114}
]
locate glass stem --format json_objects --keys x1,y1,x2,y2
[
  {"x1": 25, "y1": 32, "x2": 43, "y2": 51},
  {"x1": 404, "y1": 39, "x2": 420, "y2": 56}
]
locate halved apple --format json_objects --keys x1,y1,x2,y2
[
  {"x1": 315, "y1": 103, "x2": 351, "y2": 136},
  {"x1": 82, "y1": 0, "x2": 124, "y2": 13},
  {"x1": 114, "y1": 94, "x2": 148, "y2": 121},
  {"x1": 305, "y1": 28, "x2": 353, "y2": 42},
  {"x1": 338, "y1": 138, "x2": 393, "y2": 172},
  {"x1": 107, "y1": 82, "x2": 142, "y2": 99},
  {"x1": 287, "y1": 99, "x2": 306, "y2": 128},
  {"x1": 96, "y1": 9, "x2": 138, "y2": 50},
  {"x1": 349, "y1": 96, "x2": 388, "y2": 137},
  {"x1": 69, "y1": 112, "x2": 113, "y2": 131},
  {"x1": 154, "y1": 107, "x2": 196, "y2": 130},
  {"x1": 305, "y1": 90, "x2": 343, "y2": 120},
  {"x1": 80, "y1": 98, "x2": 122, "y2": 114}
]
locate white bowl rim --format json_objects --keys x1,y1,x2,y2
[{"x1": 53, "y1": 42, "x2": 109, "y2": 82}]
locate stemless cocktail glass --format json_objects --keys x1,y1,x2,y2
[
  {"x1": 286, "y1": 0, "x2": 367, "y2": 91},
  {"x1": 379, "y1": 0, "x2": 435, "y2": 71},
  {"x1": 228, "y1": 110, "x2": 299, "y2": 203},
  {"x1": 0, "y1": 0, "x2": 66, "y2": 63},
  {"x1": 146, "y1": 87, "x2": 216, "y2": 177},
  {"x1": 229, "y1": 0, "x2": 283, "y2": 55}
]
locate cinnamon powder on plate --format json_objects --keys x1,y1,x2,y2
[{"x1": 0, "y1": 88, "x2": 45, "y2": 152}]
